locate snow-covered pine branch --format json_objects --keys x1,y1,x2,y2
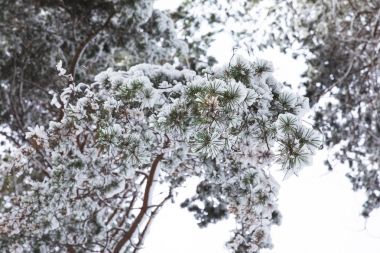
[{"x1": 0, "y1": 56, "x2": 321, "y2": 253}]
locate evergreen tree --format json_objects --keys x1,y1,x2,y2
[{"x1": 0, "y1": 57, "x2": 320, "y2": 252}]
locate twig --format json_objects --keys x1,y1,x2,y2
[{"x1": 132, "y1": 188, "x2": 173, "y2": 253}]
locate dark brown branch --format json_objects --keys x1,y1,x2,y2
[
  {"x1": 112, "y1": 154, "x2": 164, "y2": 253},
  {"x1": 68, "y1": 12, "x2": 115, "y2": 79},
  {"x1": 67, "y1": 245, "x2": 76, "y2": 253},
  {"x1": 108, "y1": 178, "x2": 146, "y2": 241},
  {"x1": 373, "y1": 18, "x2": 379, "y2": 38},
  {"x1": 9, "y1": 59, "x2": 25, "y2": 133},
  {"x1": 0, "y1": 131, "x2": 21, "y2": 147},
  {"x1": 76, "y1": 133, "x2": 88, "y2": 153}
]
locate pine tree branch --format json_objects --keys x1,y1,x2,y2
[{"x1": 112, "y1": 154, "x2": 164, "y2": 253}]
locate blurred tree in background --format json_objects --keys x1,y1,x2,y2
[
  {"x1": 265, "y1": 0, "x2": 380, "y2": 218},
  {"x1": 0, "y1": 0, "x2": 186, "y2": 140}
]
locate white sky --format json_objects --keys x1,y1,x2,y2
[{"x1": 142, "y1": 1, "x2": 380, "y2": 253}]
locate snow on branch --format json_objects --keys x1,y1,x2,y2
[{"x1": 0, "y1": 56, "x2": 320, "y2": 253}]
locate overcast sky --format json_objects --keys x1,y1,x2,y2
[{"x1": 140, "y1": 1, "x2": 380, "y2": 252}]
